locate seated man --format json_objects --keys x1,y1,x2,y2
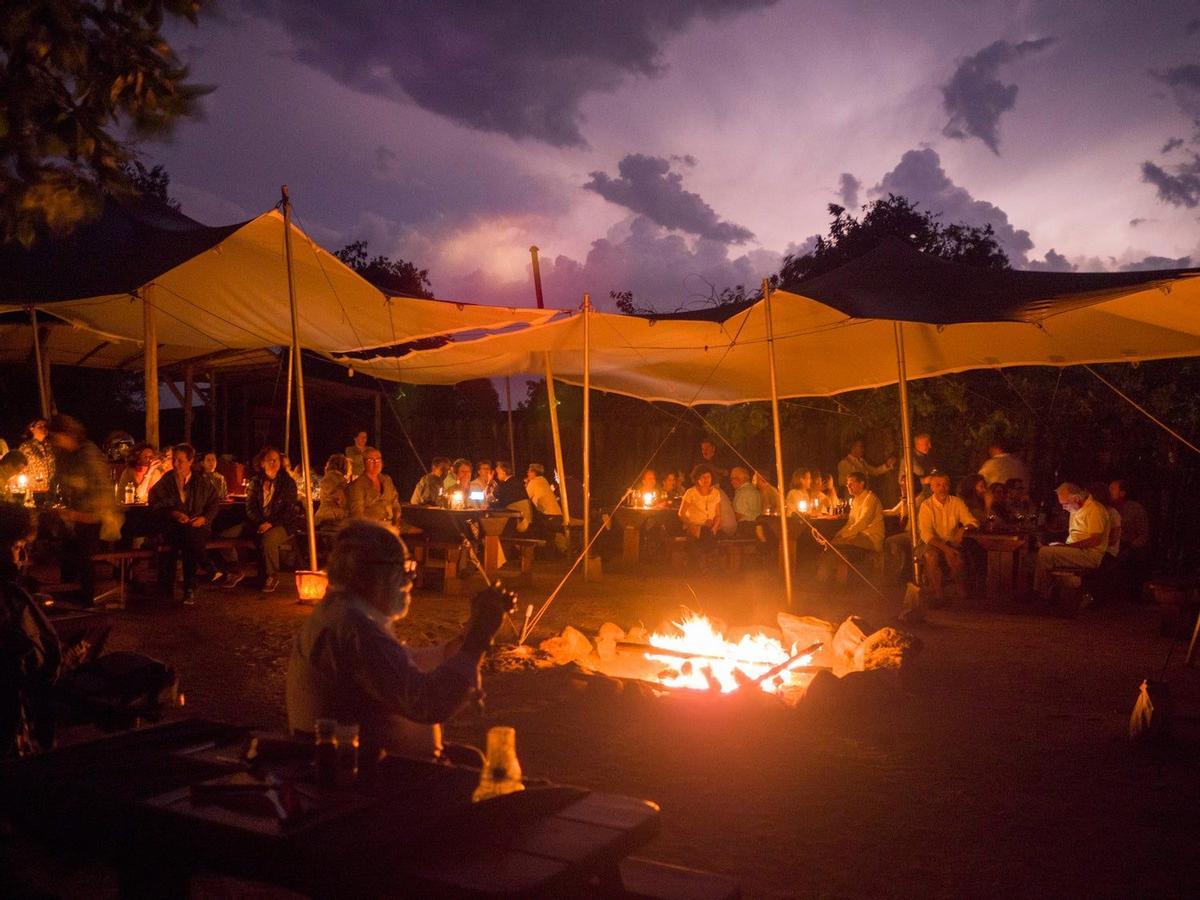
[
  {"x1": 491, "y1": 461, "x2": 532, "y2": 532},
  {"x1": 525, "y1": 464, "x2": 561, "y2": 518},
  {"x1": 817, "y1": 471, "x2": 884, "y2": 580},
  {"x1": 286, "y1": 520, "x2": 515, "y2": 763},
  {"x1": 1034, "y1": 482, "x2": 1110, "y2": 599},
  {"x1": 410, "y1": 457, "x2": 451, "y2": 505},
  {"x1": 148, "y1": 443, "x2": 220, "y2": 604},
  {"x1": 348, "y1": 449, "x2": 402, "y2": 530},
  {"x1": 729, "y1": 467, "x2": 762, "y2": 539},
  {"x1": 444, "y1": 458, "x2": 473, "y2": 506},
  {"x1": 1109, "y1": 479, "x2": 1149, "y2": 563},
  {"x1": 917, "y1": 473, "x2": 978, "y2": 602},
  {"x1": 469, "y1": 460, "x2": 495, "y2": 506}
]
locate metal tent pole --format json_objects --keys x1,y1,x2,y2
[
  {"x1": 505, "y1": 377, "x2": 516, "y2": 465},
  {"x1": 530, "y1": 246, "x2": 571, "y2": 539},
  {"x1": 280, "y1": 187, "x2": 319, "y2": 573},
  {"x1": 582, "y1": 293, "x2": 592, "y2": 580},
  {"x1": 29, "y1": 307, "x2": 50, "y2": 418},
  {"x1": 894, "y1": 322, "x2": 922, "y2": 613},
  {"x1": 762, "y1": 279, "x2": 793, "y2": 608},
  {"x1": 143, "y1": 285, "x2": 160, "y2": 448}
]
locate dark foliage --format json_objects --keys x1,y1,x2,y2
[{"x1": 335, "y1": 239, "x2": 434, "y2": 299}]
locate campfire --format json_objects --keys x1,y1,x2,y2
[{"x1": 531, "y1": 610, "x2": 920, "y2": 708}]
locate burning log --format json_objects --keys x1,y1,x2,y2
[{"x1": 733, "y1": 641, "x2": 825, "y2": 693}]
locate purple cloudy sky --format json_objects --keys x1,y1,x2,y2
[{"x1": 148, "y1": 0, "x2": 1200, "y2": 311}]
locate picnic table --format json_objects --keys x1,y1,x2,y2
[
  {"x1": 612, "y1": 504, "x2": 678, "y2": 566},
  {"x1": 965, "y1": 528, "x2": 1032, "y2": 602},
  {"x1": 0, "y1": 718, "x2": 661, "y2": 898},
  {"x1": 401, "y1": 504, "x2": 521, "y2": 579}
]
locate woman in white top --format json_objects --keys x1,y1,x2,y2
[{"x1": 679, "y1": 464, "x2": 722, "y2": 540}]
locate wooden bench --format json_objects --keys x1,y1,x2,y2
[
  {"x1": 409, "y1": 537, "x2": 467, "y2": 593},
  {"x1": 90, "y1": 549, "x2": 159, "y2": 607},
  {"x1": 619, "y1": 857, "x2": 741, "y2": 899},
  {"x1": 500, "y1": 536, "x2": 545, "y2": 587},
  {"x1": 716, "y1": 537, "x2": 759, "y2": 573}
]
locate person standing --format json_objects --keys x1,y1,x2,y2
[
  {"x1": 48, "y1": 416, "x2": 121, "y2": 607},
  {"x1": 149, "y1": 444, "x2": 219, "y2": 604},
  {"x1": 345, "y1": 430, "x2": 372, "y2": 479},
  {"x1": 979, "y1": 441, "x2": 1030, "y2": 491},
  {"x1": 911, "y1": 433, "x2": 938, "y2": 488},
  {"x1": 836, "y1": 438, "x2": 895, "y2": 492},
  {"x1": 692, "y1": 438, "x2": 731, "y2": 493}
]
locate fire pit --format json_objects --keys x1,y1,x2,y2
[{"x1": 531, "y1": 611, "x2": 922, "y2": 708}]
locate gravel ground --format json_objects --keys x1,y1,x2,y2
[{"x1": 10, "y1": 559, "x2": 1200, "y2": 898}]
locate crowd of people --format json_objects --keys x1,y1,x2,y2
[{"x1": 1, "y1": 414, "x2": 1154, "y2": 608}]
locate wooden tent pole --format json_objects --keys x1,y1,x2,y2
[
  {"x1": 506, "y1": 377, "x2": 516, "y2": 466},
  {"x1": 143, "y1": 286, "x2": 160, "y2": 448},
  {"x1": 762, "y1": 278, "x2": 793, "y2": 607},
  {"x1": 895, "y1": 322, "x2": 922, "y2": 602},
  {"x1": 530, "y1": 246, "x2": 571, "y2": 537},
  {"x1": 283, "y1": 346, "x2": 294, "y2": 458},
  {"x1": 29, "y1": 307, "x2": 50, "y2": 418},
  {"x1": 280, "y1": 187, "x2": 319, "y2": 573},
  {"x1": 208, "y1": 369, "x2": 217, "y2": 452},
  {"x1": 582, "y1": 293, "x2": 592, "y2": 581},
  {"x1": 183, "y1": 365, "x2": 194, "y2": 443}
]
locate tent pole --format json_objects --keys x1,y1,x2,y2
[
  {"x1": 208, "y1": 369, "x2": 217, "y2": 452},
  {"x1": 143, "y1": 286, "x2": 160, "y2": 448},
  {"x1": 582, "y1": 293, "x2": 592, "y2": 581},
  {"x1": 373, "y1": 391, "x2": 382, "y2": 454},
  {"x1": 505, "y1": 377, "x2": 516, "y2": 466},
  {"x1": 29, "y1": 307, "x2": 50, "y2": 419},
  {"x1": 280, "y1": 186, "x2": 319, "y2": 573},
  {"x1": 283, "y1": 347, "x2": 294, "y2": 459},
  {"x1": 894, "y1": 322, "x2": 922, "y2": 607},
  {"x1": 183, "y1": 365, "x2": 194, "y2": 444},
  {"x1": 762, "y1": 279, "x2": 793, "y2": 608},
  {"x1": 530, "y1": 245, "x2": 571, "y2": 538}
]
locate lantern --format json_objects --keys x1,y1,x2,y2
[
  {"x1": 642, "y1": 490, "x2": 656, "y2": 508},
  {"x1": 295, "y1": 569, "x2": 329, "y2": 603}
]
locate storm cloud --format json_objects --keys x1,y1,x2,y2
[
  {"x1": 1143, "y1": 64, "x2": 1200, "y2": 207},
  {"x1": 244, "y1": 0, "x2": 776, "y2": 146},
  {"x1": 837, "y1": 173, "x2": 862, "y2": 209},
  {"x1": 1026, "y1": 249, "x2": 1076, "y2": 272},
  {"x1": 1119, "y1": 254, "x2": 1193, "y2": 271},
  {"x1": 873, "y1": 148, "x2": 1034, "y2": 265},
  {"x1": 584, "y1": 154, "x2": 755, "y2": 243},
  {"x1": 940, "y1": 37, "x2": 1056, "y2": 154}
]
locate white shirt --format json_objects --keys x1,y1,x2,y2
[
  {"x1": 978, "y1": 453, "x2": 1029, "y2": 488},
  {"x1": 1106, "y1": 506, "x2": 1122, "y2": 558},
  {"x1": 680, "y1": 487, "x2": 720, "y2": 527},
  {"x1": 835, "y1": 489, "x2": 884, "y2": 552},
  {"x1": 837, "y1": 454, "x2": 890, "y2": 487},
  {"x1": 918, "y1": 494, "x2": 978, "y2": 545},
  {"x1": 1066, "y1": 496, "x2": 1110, "y2": 566},
  {"x1": 716, "y1": 488, "x2": 737, "y2": 535}
]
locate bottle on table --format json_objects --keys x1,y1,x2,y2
[{"x1": 472, "y1": 726, "x2": 525, "y2": 802}]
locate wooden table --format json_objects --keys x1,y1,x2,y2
[
  {"x1": 965, "y1": 531, "x2": 1027, "y2": 602},
  {"x1": 0, "y1": 719, "x2": 661, "y2": 898},
  {"x1": 612, "y1": 505, "x2": 677, "y2": 566},
  {"x1": 401, "y1": 504, "x2": 520, "y2": 579}
]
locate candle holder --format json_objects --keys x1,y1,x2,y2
[{"x1": 295, "y1": 569, "x2": 328, "y2": 604}]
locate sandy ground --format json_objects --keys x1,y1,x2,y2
[{"x1": 9, "y1": 556, "x2": 1200, "y2": 899}]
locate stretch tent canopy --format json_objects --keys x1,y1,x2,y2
[
  {"x1": 0, "y1": 196, "x2": 557, "y2": 361},
  {"x1": 338, "y1": 239, "x2": 1200, "y2": 403}
]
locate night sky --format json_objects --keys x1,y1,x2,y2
[{"x1": 149, "y1": 1, "x2": 1200, "y2": 311}]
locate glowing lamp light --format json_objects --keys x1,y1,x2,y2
[
  {"x1": 16, "y1": 473, "x2": 28, "y2": 490},
  {"x1": 642, "y1": 491, "x2": 656, "y2": 508},
  {"x1": 450, "y1": 489, "x2": 466, "y2": 510},
  {"x1": 295, "y1": 570, "x2": 329, "y2": 604},
  {"x1": 798, "y1": 499, "x2": 808, "y2": 513}
]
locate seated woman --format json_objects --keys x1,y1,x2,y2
[
  {"x1": 217, "y1": 447, "x2": 299, "y2": 594},
  {"x1": 658, "y1": 470, "x2": 683, "y2": 506},
  {"x1": 957, "y1": 474, "x2": 988, "y2": 522},
  {"x1": 813, "y1": 470, "x2": 840, "y2": 512},
  {"x1": 315, "y1": 453, "x2": 351, "y2": 532},
  {"x1": 784, "y1": 468, "x2": 824, "y2": 516},
  {"x1": 679, "y1": 464, "x2": 721, "y2": 558},
  {"x1": 116, "y1": 443, "x2": 158, "y2": 504}
]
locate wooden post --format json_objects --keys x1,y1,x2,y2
[
  {"x1": 280, "y1": 186, "x2": 319, "y2": 573},
  {"x1": 143, "y1": 285, "x2": 160, "y2": 448},
  {"x1": 183, "y1": 365, "x2": 194, "y2": 444},
  {"x1": 208, "y1": 369, "x2": 217, "y2": 452},
  {"x1": 505, "y1": 377, "x2": 516, "y2": 465},
  {"x1": 373, "y1": 391, "x2": 382, "y2": 453},
  {"x1": 895, "y1": 322, "x2": 921, "y2": 588},
  {"x1": 582, "y1": 293, "x2": 592, "y2": 580},
  {"x1": 530, "y1": 245, "x2": 571, "y2": 537},
  {"x1": 283, "y1": 347, "x2": 294, "y2": 458},
  {"x1": 29, "y1": 308, "x2": 50, "y2": 418},
  {"x1": 762, "y1": 279, "x2": 793, "y2": 607}
]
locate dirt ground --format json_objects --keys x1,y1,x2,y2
[{"x1": 14, "y1": 558, "x2": 1200, "y2": 898}]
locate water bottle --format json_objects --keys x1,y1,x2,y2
[
  {"x1": 124, "y1": 483, "x2": 135, "y2": 504},
  {"x1": 472, "y1": 726, "x2": 525, "y2": 802}
]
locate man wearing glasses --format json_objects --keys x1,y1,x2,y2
[{"x1": 286, "y1": 520, "x2": 515, "y2": 762}]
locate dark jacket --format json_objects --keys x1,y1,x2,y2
[
  {"x1": 246, "y1": 470, "x2": 299, "y2": 531},
  {"x1": 149, "y1": 471, "x2": 221, "y2": 526},
  {"x1": 491, "y1": 476, "x2": 528, "y2": 509}
]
